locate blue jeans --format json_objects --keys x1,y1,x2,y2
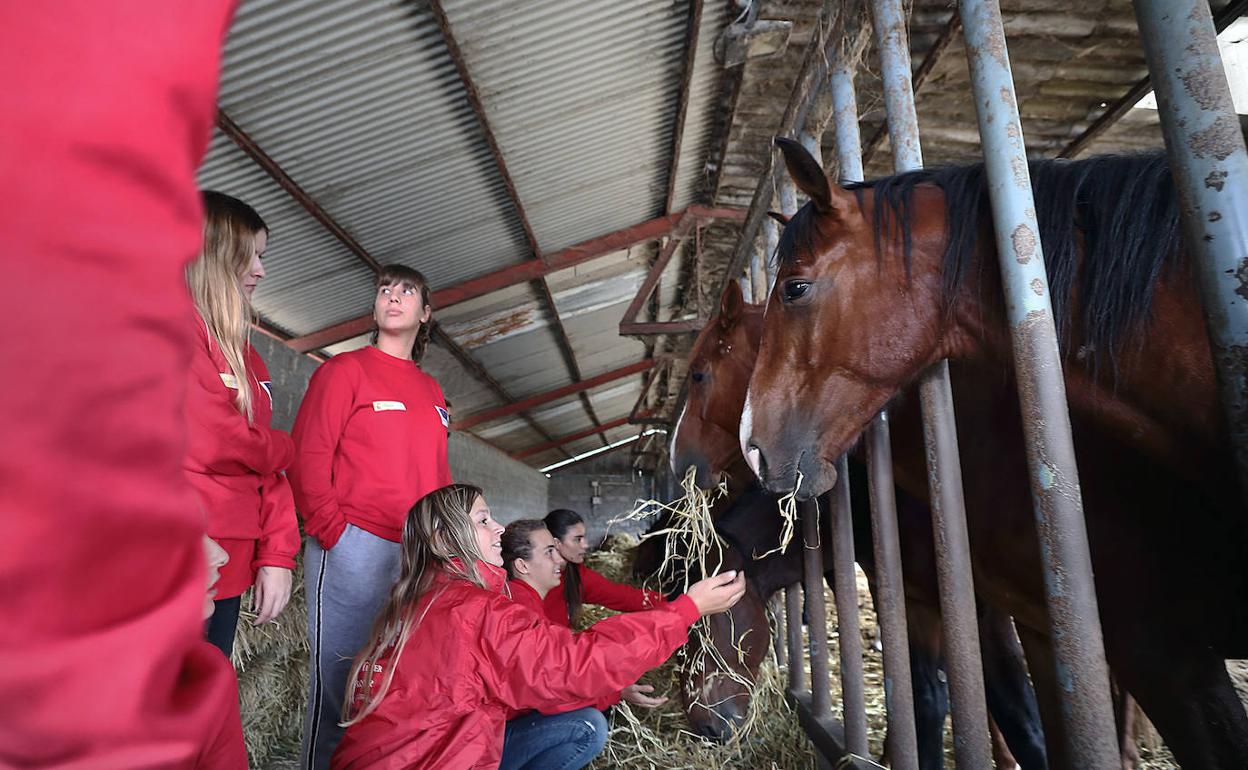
[
  {"x1": 499, "y1": 708, "x2": 609, "y2": 770},
  {"x1": 299, "y1": 525, "x2": 401, "y2": 770}
]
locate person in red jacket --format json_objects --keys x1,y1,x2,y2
[
  {"x1": 0, "y1": 4, "x2": 248, "y2": 767},
  {"x1": 290, "y1": 264, "x2": 453, "y2": 770},
  {"x1": 503, "y1": 520, "x2": 669, "y2": 718},
  {"x1": 331, "y1": 484, "x2": 745, "y2": 770},
  {"x1": 543, "y1": 508, "x2": 667, "y2": 628},
  {"x1": 185, "y1": 190, "x2": 300, "y2": 657}
]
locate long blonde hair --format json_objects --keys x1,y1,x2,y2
[
  {"x1": 187, "y1": 191, "x2": 268, "y2": 423},
  {"x1": 342, "y1": 483, "x2": 488, "y2": 726}
]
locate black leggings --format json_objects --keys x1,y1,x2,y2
[{"x1": 205, "y1": 595, "x2": 242, "y2": 659}]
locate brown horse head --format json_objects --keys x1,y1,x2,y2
[
  {"x1": 740, "y1": 137, "x2": 959, "y2": 498},
  {"x1": 679, "y1": 544, "x2": 772, "y2": 741},
  {"x1": 671, "y1": 281, "x2": 766, "y2": 490}
]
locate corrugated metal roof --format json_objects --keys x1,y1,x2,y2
[
  {"x1": 214, "y1": 0, "x2": 532, "y2": 304},
  {"x1": 438, "y1": 0, "x2": 693, "y2": 253}
]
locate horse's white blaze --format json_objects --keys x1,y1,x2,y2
[
  {"x1": 740, "y1": 389, "x2": 762, "y2": 479},
  {"x1": 670, "y1": 400, "x2": 689, "y2": 474}
]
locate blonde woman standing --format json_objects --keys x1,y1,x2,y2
[
  {"x1": 291, "y1": 264, "x2": 453, "y2": 769},
  {"x1": 184, "y1": 191, "x2": 299, "y2": 657}
]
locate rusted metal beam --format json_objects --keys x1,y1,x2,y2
[
  {"x1": 1059, "y1": 0, "x2": 1246, "y2": 160},
  {"x1": 860, "y1": 11, "x2": 962, "y2": 169},
  {"x1": 664, "y1": 0, "x2": 705, "y2": 214},
  {"x1": 286, "y1": 206, "x2": 743, "y2": 353},
  {"x1": 618, "y1": 216, "x2": 695, "y2": 335},
  {"x1": 456, "y1": 358, "x2": 658, "y2": 431},
  {"x1": 428, "y1": 1, "x2": 606, "y2": 445},
  {"x1": 618, "y1": 320, "x2": 703, "y2": 336},
  {"x1": 216, "y1": 110, "x2": 380, "y2": 273},
  {"x1": 430, "y1": 324, "x2": 569, "y2": 457},
  {"x1": 513, "y1": 415, "x2": 635, "y2": 460},
  {"x1": 628, "y1": 360, "x2": 670, "y2": 424}
]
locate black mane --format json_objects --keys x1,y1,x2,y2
[{"x1": 775, "y1": 151, "x2": 1183, "y2": 375}]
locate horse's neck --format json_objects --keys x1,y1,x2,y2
[{"x1": 952, "y1": 261, "x2": 1225, "y2": 484}]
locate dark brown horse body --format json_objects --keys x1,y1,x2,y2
[
  {"x1": 669, "y1": 289, "x2": 1046, "y2": 769},
  {"x1": 739, "y1": 140, "x2": 1248, "y2": 768}
]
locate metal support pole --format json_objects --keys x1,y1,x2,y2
[
  {"x1": 826, "y1": 25, "x2": 873, "y2": 762},
  {"x1": 749, "y1": 238, "x2": 768, "y2": 304},
  {"x1": 865, "y1": 411, "x2": 919, "y2": 770},
  {"x1": 801, "y1": 499, "x2": 832, "y2": 718},
  {"x1": 869, "y1": 0, "x2": 994, "y2": 764},
  {"x1": 786, "y1": 584, "x2": 806, "y2": 694},
  {"x1": 737, "y1": 271, "x2": 751, "y2": 298},
  {"x1": 800, "y1": 130, "x2": 823, "y2": 168},
  {"x1": 830, "y1": 454, "x2": 869, "y2": 757},
  {"x1": 958, "y1": 1, "x2": 1121, "y2": 766},
  {"x1": 763, "y1": 214, "x2": 781, "y2": 296},
  {"x1": 771, "y1": 593, "x2": 789, "y2": 667},
  {"x1": 1133, "y1": 0, "x2": 1248, "y2": 509}
]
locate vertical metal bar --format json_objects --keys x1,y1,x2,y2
[
  {"x1": 1133, "y1": 0, "x2": 1248, "y2": 509},
  {"x1": 737, "y1": 271, "x2": 751, "y2": 298},
  {"x1": 763, "y1": 215, "x2": 781, "y2": 296},
  {"x1": 957, "y1": 1, "x2": 1122, "y2": 766},
  {"x1": 830, "y1": 454, "x2": 870, "y2": 757},
  {"x1": 800, "y1": 130, "x2": 823, "y2": 168},
  {"x1": 749, "y1": 238, "x2": 768, "y2": 304},
  {"x1": 869, "y1": 0, "x2": 994, "y2": 764},
  {"x1": 827, "y1": 34, "x2": 871, "y2": 761},
  {"x1": 865, "y1": 411, "x2": 919, "y2": 770},
  {"x1": 919, "y1": 362, "x2": 993, "y2": 767},
  {"x1": 770, "y1": 593, "x2": 789, "y2": 667},
  {"x1": 801, "y1": 499, "x2": 833, "y2": 717},
  {"x1": 785, "y1": 584, "x2": 806, "y2": 693}
]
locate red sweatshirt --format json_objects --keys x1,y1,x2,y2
[
  {"x1": 0, "y1": 3, "x2": 243, "y2": 767},
  {"x1": 290, "y1": 346, "x2": 452, "y2": 549},
  {"x1": 543, "y1": 563, "x2": 667, "y2": 627},
  {"x1": 331, "y1": 562, "x2": 699, "y2": 770},
  {"x1": 184, "y1": 319, "x2": 300, "y2": 598}
]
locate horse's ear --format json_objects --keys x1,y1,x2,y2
[
  {"x1": 719, "y1": 281, "x2": 744, "y2": 328},
  {"x1": 767, "y1": 211, "x2": 790, "y2": 226},
  {"x1": 775, "y1": 136, "x2": 833, "y2": 213}
]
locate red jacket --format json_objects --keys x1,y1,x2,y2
[
  {"x1": 290, "y1": 346, "x2": 452, "y2": 549},
  {"x1": 0, "y1": 3, "x2": 243, "y2": 766},
  {"x1": 507, "y1": 580, "x2": 622, "y2": 712},
  {"x1": 184, "y1": 318, "x2": 300, "y2": 597},
  {"x1": 331, "y1": 562, "x2": 700, "y2": 770},
  {"x1": 542, "y1": 563, "x2": 667, "y2": 627}
]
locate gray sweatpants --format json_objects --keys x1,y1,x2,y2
[{"x1": 299, "y1": 524, "x2": 400, "y2": 770}]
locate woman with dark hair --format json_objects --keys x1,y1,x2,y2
[
  {"x1": 290, "y1": 264, "x2": 453, "y2": 769},
  {"x1": 543, "y1": 509, "x2": 668, "y2": 629}
]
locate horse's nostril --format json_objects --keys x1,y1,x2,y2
[{"x1": 745, "y1": 443, "x2": 765, "y2": 479}]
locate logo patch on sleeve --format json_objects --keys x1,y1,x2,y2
[
  {"x1": 435, "y1": 405, "x2": 450, "y2": 427},
  {"x1": 259, "y1": 380, "x2": 274, "y2": 405},
  {"x1": 372, "y1": 400, "x2": 407, "y2": 412},
  {"x1": 219, "y1": 372, "x2": 239, "y2": 389}
]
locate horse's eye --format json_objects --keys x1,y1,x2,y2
[
  {"x1": 691, "y1": 370, "x2": 707, "y2": 384},
  {"x1": 782, "y1": 279, "x2": 812, "y2": 303}
]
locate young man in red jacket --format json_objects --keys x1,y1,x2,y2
[{"x1": 0, "y1": 3, "x2": 246, "y2": 767}]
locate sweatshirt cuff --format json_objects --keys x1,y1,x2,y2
[
  {"x1": 252, "y1": 552, "x2": 297, "y2": 572},
  {"x1": 315, "y1": 517, "x2": 349, "y2": 550},
  {"x1": 669, "y1": 594, "x2": 701, "y2": 626}
]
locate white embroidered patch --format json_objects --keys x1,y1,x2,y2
[
  {"x1": 219, "y1": 372, "x2": 239, "y2": 389},
  {"x1": 372, "y1": 400, "x2": 407, "y2": 412}
]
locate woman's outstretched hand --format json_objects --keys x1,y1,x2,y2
[{"x1": 684, "y1": 570, "x2": 746, "y2": 616}]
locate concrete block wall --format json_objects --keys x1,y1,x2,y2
[
  {"x1": 251, "y1": 335, "x2": 548, "y2": 523},
  {"x1": 448, "y1": 431, "x2": 548, "y2": 525},
  {"x1": 547, "y1": 451, "x2": 656, "y2": 545}
]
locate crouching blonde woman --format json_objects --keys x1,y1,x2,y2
[{"x1": 330, "y1": 484, "x2": 745, "y2": 770}]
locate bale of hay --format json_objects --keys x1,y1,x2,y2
[{"x1": 231, "y1": 558, "x2": 310, "y2": 769}]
